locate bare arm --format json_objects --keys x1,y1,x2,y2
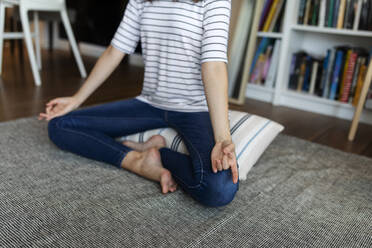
[
  {"x1": 202, "y1": 61, "x2": 238, "y2": 184},
  {"x1": 73, "y1": 45, "x2": 126, "y2": 105},
  {"x1": 201, "y1": 61, "x2": 231, "y2": 143}
]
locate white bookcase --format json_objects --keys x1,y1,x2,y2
[{"x1": 244, "y1": 0, "x2": 372, "y2": 125}]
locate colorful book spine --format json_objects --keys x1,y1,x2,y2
[
  {"x1": 269, "y1": 0, "x2": 285, "y2": 31},
  {"x1": 352, "y1": 63, "x2": 367, "y2": 106},
  {"x1": 340, "y1": 51, "x2": 358, "y2": 102},
  {"x1": 320, "y1": 50, "x2": 331, "y2": 94},
  {"x1": 323, "y1": 49, "x2": 336, "y2": 98},
  {"x1": 327, "y1": 0, "x2": 335, "y2": 27},
  {"x1": 329, "y1": 50, "x2": 344, "y2": 100},
  {"x1": 250, "y1": 38, "x2": 270, "y2": 75},
  {"x1": 259, "y1": 0, "x2": 274, "y2": 30},
  {"x1": 302, "y1": 56, "x2": 313, "y2": 91},
  {"x1": 337, "y1": 0, "x2": 347, "y2": 28},
  {"x1": 338, "y1": 50, "x2": 352, "y2": 98},
  {"x1": 297, "y1": 57, "x2": 307, "y2": 91},
  {"x1": 298, "y1": 0, "x2": 307, "y2": 24},
  {"x1": 309, "y1": 61, "x2": 320, "y2": 94},
  {"x1": 263, "y1": 0, "x2": 280, "y2": 31},
  {"x1": 333, "y1": 0, "x2": 341, "y2": 27}
]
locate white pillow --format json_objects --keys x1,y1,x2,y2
[{"x1": 117, "y1": 110, "x2": 284, "y2": 180}]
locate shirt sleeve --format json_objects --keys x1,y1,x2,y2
[
  {"x1": 111, "y1": 0, "x2": 142, "y2": 54},
  {"x1": 201, "y1": 0, "x2": 231, "y2": 64}
]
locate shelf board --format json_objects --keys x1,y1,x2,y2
[
  {"x1": 284, "y1": 89, "x2": 354, "y2": 109},
  {"x1": 291, "y1": 25, "x2": 372, "y2": 38},
  {"x1": 245, "y1": 83, "x2": 275, "y2": 103},
  {"x1": 278, "y1": 89, "x2": 372, "y2": 125},
  {"x1": 257, "y1": 32, "x2": 283, "y2": 39}
]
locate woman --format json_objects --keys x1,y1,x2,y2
[{"x1": 39, "y1": 0, "x2": 239, "y2": 207}]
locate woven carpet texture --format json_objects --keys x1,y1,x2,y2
[{"x1": 0, "y1": 118, "x2": 371, "y2": 247}]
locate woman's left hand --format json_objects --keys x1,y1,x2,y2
[{"x1": 211, "y1": 140, "x2": 238, "y2": 184}]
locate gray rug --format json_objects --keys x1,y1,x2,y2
[{"x1": 0, "y1": 117, "x2": 371, "y2": 248}]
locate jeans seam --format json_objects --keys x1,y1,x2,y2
[
  {"x1": 55, "y1": 119, "x2": 129, "y2": 168},
  {"x1": 67, "y1": 115, "x2": 165, "y2": 122},
  {"x1": 169, "y1": 124, "x2": 204, "y2": 189}
]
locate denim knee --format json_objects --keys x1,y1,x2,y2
[
  {"x1": 47, "y1": 115, "x2": 71, "y2": 146},
  {"x1": 198, "y1": 174, "x2": 239, "y2": 207}
]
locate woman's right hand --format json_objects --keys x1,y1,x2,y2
[{"x1": 38, "y1": 96, "x2": 81, "y2": 121}]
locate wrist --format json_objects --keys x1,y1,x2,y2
[
  {"x1": 215, "y1": 134, "x2": 232, "y2": 143},
  {"x1": 72, "y1": 94, "x2": 85, "y2": 106}
]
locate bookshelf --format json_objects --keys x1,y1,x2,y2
[{"x1": 230, "y1": 0, "x2": 372, "y2": 125}]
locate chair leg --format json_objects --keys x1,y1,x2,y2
[
  {"x1": 348, "y1": 62, "x2": 372, "y2": 141},
  {"x1": 20, "y1": 7, "x2": 41, "y2": 86},
  {"x1": 33, "y1": 11, "x2": 42, "y2": 70},
  {"x1": 0, "y1": 2, "x2": 6, "y2": 76},
  {"x1": 60, "y1": 9, "x2": 87, "y2": 78}
]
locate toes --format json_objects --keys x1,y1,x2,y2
[{"x1": 161, "y1": 184, "x2": 168, "y2": 194}]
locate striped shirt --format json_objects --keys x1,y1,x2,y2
[{"x1": 111, "y1": 0, "x2": 231, "y2": 112}]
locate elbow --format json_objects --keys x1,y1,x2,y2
[{"x1": 107, "y1": 45, "x2": 126, "y2": 61}]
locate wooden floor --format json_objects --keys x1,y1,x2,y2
[{"x1": 1, "y1": 46, "x2": 372, "y2": 159}]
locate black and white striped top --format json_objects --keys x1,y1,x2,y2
[{"x1": 111, "y1": 0, "x2": 231, "y2": 112}]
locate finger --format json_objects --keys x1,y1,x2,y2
[
  {"x1": 222, "y1": 154, "x2": 229, "y2": 170},
  {"x1": 46, "y1": 105, "x2": 53, "y2": 115},
  {"x1": 231, "y1": 163, "x2": 239, "y2": 184},
  {"x1": 46, "y1": 98, "x2": 60, "y2": 106},
  {"x1": 211, "y1": 159, "x2": 218, "y2": 173},
  {"x1": 38, "y1": 113, "x2": 48, "y2": 121},
  {"x1": 216, "y1": 159, "x2": 223, "y2": 171}
]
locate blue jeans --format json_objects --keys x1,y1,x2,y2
[{"x1": 48, "y1": 97, "x2": 239, "y2": 207}]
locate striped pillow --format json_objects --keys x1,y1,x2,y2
[{"x1": 118, "y1": 110, "x2": 284, "y2": 180}]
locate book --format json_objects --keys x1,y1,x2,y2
[
  {"x1": 338, "y1": 49, "x2": 352, "y2": 99},
  {"x1": 319, "y1": 0, "x2": 327, "y2": 27},
  {"x1": 328, "y1": 0, "x2": 336, "y2": 27},
  {"x1": 298, "y1": 0, "x2": 307, "y2": 24},
  {"x1": 349, "y1": 57, "x2": 363, "y2": 103},
  {"x1": 268, "y1": 0, "x2": 285, "y2": 31},
  {"x1": 337, "y1": 0, "x2": 347, "y2": 28},
  {"x1": 302, "y1": 55, "x2": 313, "y2": 92},
  {"x1": 314, "y1": 59, "x2": 325, "y2": 96},
  {"x1": 359, "y1": 0, "x2": 370, "y2": 30},
  {"x1": 311, "y1": 0, "x2": 321, "y2": 25},
  {"x1": 368, "y1": 0, "x2": 372, "y2": 30},
  {"x1": 259, "y1": 0, "x2": 274, "y2": 30},
  {"x1": 353, "y1": 0, "x2": 363, "y2": 30},
  {"x1": 250, "y1": 38, "x2": 270, "y2": 75},
  {"x1": 265, "y1": 39, "x2": 281, "y2": 88},
  {"x1": 263, "y1": 0, "x2": 280, "y2": 31},
  {"x1": 304, "y1": 0, "x2": 313, "y2": 25},
  {"x1": 320, "y1": 49, "x2": 331, "y2": 95},
  {"x1": 329, "y1": 49, "x2": 345, "y2": 100},
  {"x1": 340, "y1": 51, "x2": 358, "y2": 102},
  {"x1": 333, "y1": 0, "x2": 341, "y2": 27},
  {"x1": 309, "y1": 60, "x2": 320, "y2": 94},
  {"x1": 352, "y1": 61, "x2": 367, "y2": 106},
  {"x1": 297, "y1": 56, "x2": 308, "y2": 91},
  {"x1": 343, "y1": 0, "x2": 355, "y2": 29},
  {"x1": 323, "y1": 48, "x2": 336, "y2": 98},
  {"x1": 262, "y1": 45, "x2": 274, "y2": 81}
]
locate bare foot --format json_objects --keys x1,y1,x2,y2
[
  {"x1": 122, "y1": 135, "x2": 166, "y2": 152},
  {"x1": 121, "y1": 147, "x2": 177, "y2": 194}
]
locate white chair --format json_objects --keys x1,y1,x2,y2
[{"x1": 0, "y1": 0, "x2": 87, "y2": 86}]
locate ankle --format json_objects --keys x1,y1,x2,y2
[{"x1": 121, "y1": 150, "x2": 143, "y2": 169}]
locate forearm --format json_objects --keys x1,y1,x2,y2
[
  {"x1": 201, "y1": 61, "x2": 231, "y2": 143},
  {"x1": 73, "y1": 45, "x2": 126, "y2": 105}
]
